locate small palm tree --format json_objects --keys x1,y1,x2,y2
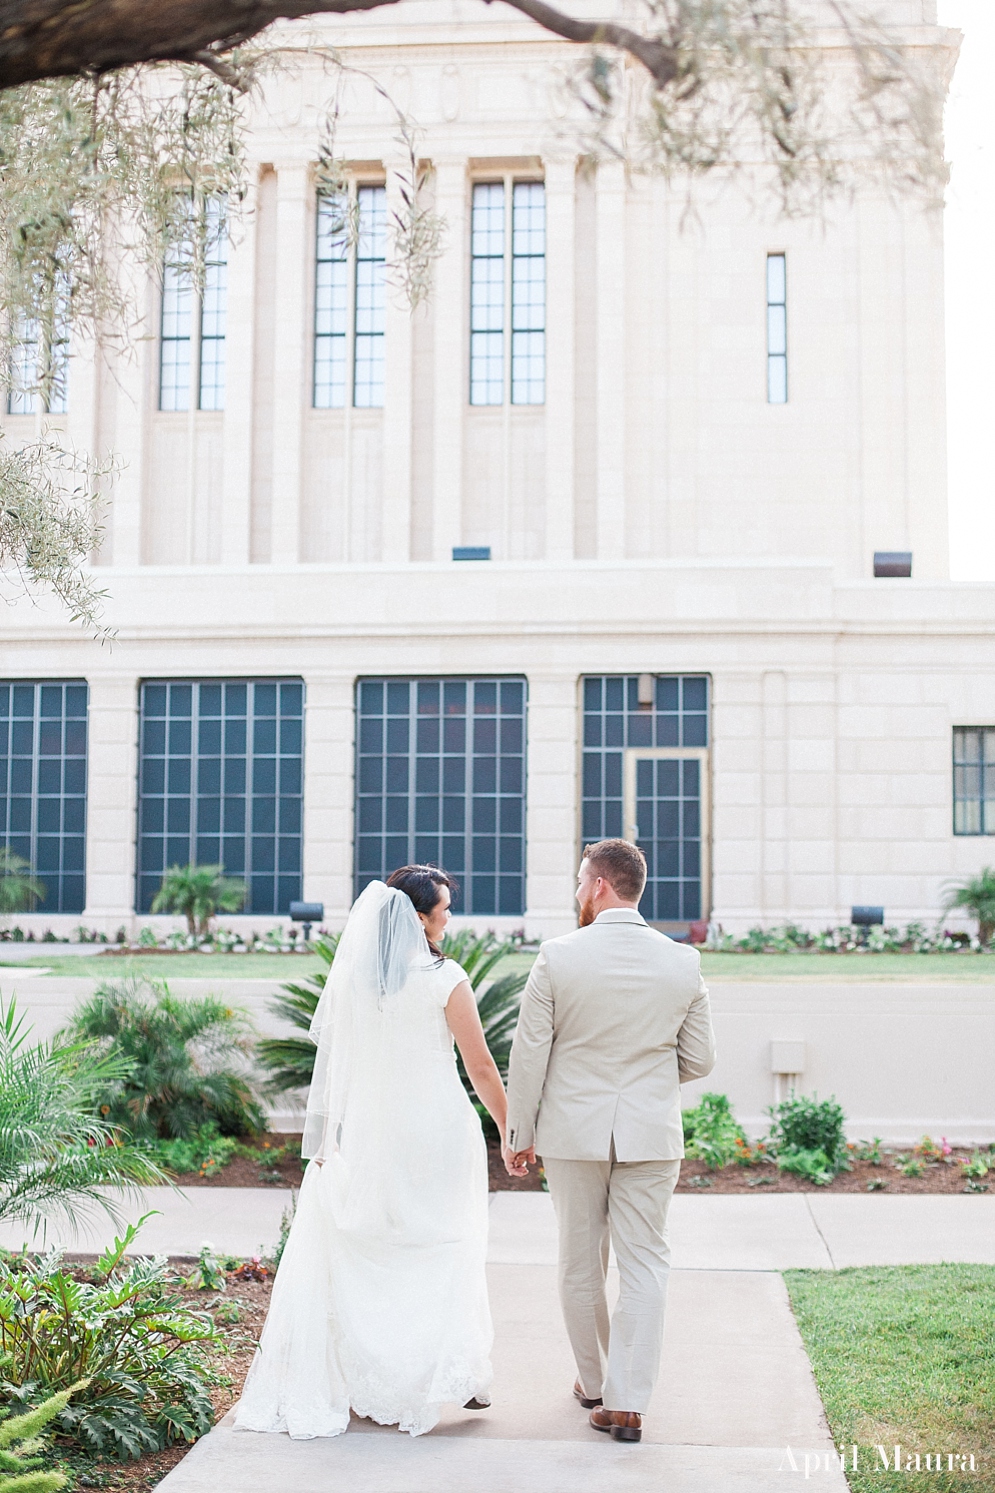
[
  {"x1": 257, "y1": 931, "x2": 529, "y2": 1121},
  {"x1": 0, "y1": 848, "x2": 45, "y2": 916},
  {"x1": 943, "y1": 867, "x2": 995, "y2": 947},
  {"x1": 150, "y1": 863, "x2": 247, "y2": 939},
  {"x1": 61, "y1": 977, "x2": 265, "y2": 1140},
  {"x1": 0, "y1": 997, "x2": 164, "y2": 1236},
  {"x1": 256, "y1": 935, "x2": 340, "y2": 1094}
]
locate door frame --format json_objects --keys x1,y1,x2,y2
[{"x1": 622, "y1": 746, "x2": 712, "y2": 924}]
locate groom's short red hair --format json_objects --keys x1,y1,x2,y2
[{"x1": 582, "y1": 839, "x2": 647, "y2": 903}]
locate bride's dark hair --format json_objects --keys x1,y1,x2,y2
[{"x1": 385, "y1": 864, "x2": 457, "y2": 959}]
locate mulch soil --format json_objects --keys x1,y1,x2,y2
[
  {"x1": 174, "y1": 1137, "x2": 991, "y2": 1195},
  {"x1": 674, "y1": 1151, "x2": 990, "y2": 1193}
]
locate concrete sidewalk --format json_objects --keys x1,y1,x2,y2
[
  {"x1": 6, "y1": 1187, "x2": 992, "y2": 1268},
  {"x1": 159, "y1": 1229, "x2": 847, "y2": 1493},
  {"x1": 16, "y1": 1188, "x2": 980, "y2": 1493}
]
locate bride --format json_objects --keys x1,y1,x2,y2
[{"x1": 234, "y1": 865, "x2": 523, "y2": 1439}]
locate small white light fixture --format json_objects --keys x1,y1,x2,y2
[{"x1": 637, "y1": 673, "x2": 654, "y2": 709}]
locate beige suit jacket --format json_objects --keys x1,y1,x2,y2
[{"x1": 505, "y1": 908, "x2": 717, "y2": 1162}]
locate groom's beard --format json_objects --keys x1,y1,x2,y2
[{"x1": 577, "y1": 895, "x2": 597, "y2": 927}]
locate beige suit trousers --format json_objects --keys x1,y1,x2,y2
[{"x1": 542, "y1": 1150, "x2": 681, "y2": 1414}]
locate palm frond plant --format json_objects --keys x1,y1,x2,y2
[
  {"x1": 942, "y1": 867, "x2": 995, "y2": 947},
  {"x1": 442, "y1": 931, "x2": 528, "y2": 1086},
  {"x1": 257, "y1": 931, "x2": 528, "y2": 1137},
  {"x1": 0, "y1": 998, "x2": 164, "y2": 1238},
  {"x1": 256, "y1": 935, "x2": 339, "y2": 1095},
  {"x1": 60, "y1": 977, "x2": 265, "y2": 1141},
  {"x1": 150, "y1": 864, "x2": 247, "y2": 940},
  {"x1": 0, "y1": 850, "x2": 44, "y2": 917}
]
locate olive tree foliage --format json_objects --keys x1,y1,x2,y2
[{"x1": 0, "y1": 0, "x2": 950, "y2": 629}]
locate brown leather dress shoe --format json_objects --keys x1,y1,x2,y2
[
  {"x1": 589, "y1": 1406, "x2": 643, "y2": 1442},
  {"x1": 573, "y1": 1379, "x2": 602, "y2": 1408}
]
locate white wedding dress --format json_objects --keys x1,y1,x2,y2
[{"x1": 234, "y1": 883, "x2": 493, "y2": 1439}]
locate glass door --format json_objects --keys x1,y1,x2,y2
[{"x1": 623, "y1": 747, "x2": 709, "y2": 925}]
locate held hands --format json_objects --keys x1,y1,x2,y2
[{"x1": 502, "y1": 1144, "x2": 536, "y2": 1177}]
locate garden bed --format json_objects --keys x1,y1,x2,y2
[
  {"x1": 54, "y1": 1266, "x2": 272, "y2": 1492},
  {"x1": 171, "y1": 1139, "x2": 991, "y2": 1194},
  {"x1": 675, "y1": 1152, "x2": 992, "y2": 1194}
]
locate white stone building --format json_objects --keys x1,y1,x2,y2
[{"x1": 1, "y1": 0, "x2": 991, "y2": 941}]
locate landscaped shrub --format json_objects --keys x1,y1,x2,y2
[
  {"x1": 257, "y1": 930, "x2": 528, "y2": 1126},
  {"x1": 681, "y1": 1092, "x2": 748, "y2": 1169},
  {"x1": 0, "y1": 1376, "x2": 88, "y2": 1493},
  {"x1": 767, "y1": 1093, "x2": 849, "y2": 1184},
  {"x1": 942, "y1": 867, "x2": 995, "y2": 947},
  {"x1": 0, "y1": 1223, "x2": 218, "y2": 1463},
  {"x1": 60, "y1": 978, "x2": 265, "y2": 1141},
  {"x1": 144, "y1": 1124, "x2": 238, "y2": 1178},
  {"x1": 256, "y1": 935, "x2": 339, "y2": 1094},
  {"x1": 0, "y1": 998, "x2": 163, "y2": 1235},
  {"x1": 150, "y1": 864, "x2": 248, "y2": 940}
]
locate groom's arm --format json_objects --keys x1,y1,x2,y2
[
  {"x1": 505, "y1": 948, "x2": 555, "y2": 1154},
  {"x1": 676, "y1": 965, "x2": 717, "y2": 1083}
]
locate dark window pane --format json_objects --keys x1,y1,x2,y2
[
  {"x1": 138, "y1": 679, "x2": 303, "y2": 914},
  {"x1": 199, "y1": 719, "x2": 222, "y2": 755},
  {"x1": 0, "y1": 682, "x2": 90, "y2": 911},
  {"x1": 683, "y1": 678, "x2": 707, "y2": 713},
  {"x1": 254, "y1": 718, "x2": 277, "y2": 754},
  {"x1": 355, "y1": 677, "x2": 526, "y2": 914},
  {"x1": 683, "y1": 714, "x2": 707, "y2": 747}
]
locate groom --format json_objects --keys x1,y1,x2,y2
[{"x1": 504, "y1": 838, "x2": 716, "y2": 1443}]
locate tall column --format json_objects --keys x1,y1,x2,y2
[
  {"x1": 270, "y1": 161, "x2": 308, "y2": 565},
  {"x1": 381, "y1": 164, "x2": 414, "y2": 562},
  {"x1": 221, "y1": 174, "x2": 258, "y2": 565},
  {"x1": 595, "y1": 161, "x2": 626, "y2": 560},
  {"x1": 83, "y1": 673, "x2": 140, "y2": 927},
  {"x1": 108, "y1": 267, "x2": 150, "y2": 567},
  {"x1": 543, "y1": 158, "x2": 576, "y2": 562},
  {"x1": 432, "y1": 159, "x2": 468, "y2": 559},
  {"x1": 301, "y1": 675, "x2": 355, "y2": 925},
  {"x1": 524, "y1": 674, "x2": 579, "y2": 940}
]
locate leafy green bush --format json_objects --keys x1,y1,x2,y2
[
  {"x1": 143, "y1": 1125, "x2": 238, "y2": 1178},
  {"x1": 60, "y1": 977, "x2": 265, "y2": 1140},
  {"x1": 776, "y1": 1147, "x2": 836, "y2": 1186},
  {"x1": 767, "y1": 1093, "x2": 847, "y2": 1164},
  {"x1": 681, "y1": 1092, "x2": 748, "y2": 1169},
  {"x1": 0, "y1": 1222, "x2": 217, "y2": 1463},
  {"x1": 767, "y1": 1093, "x2": 849, "y2": 1183},
  {"x1": 0, "y1": 999, "x2": 163, "y2": 1236}
]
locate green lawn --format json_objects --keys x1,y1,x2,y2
[
  {"x1": 0, "y1": 952, "x2": 325, "y2": 980},
  {"x1": 699, "y1": 951, "x2": 995, "y2": 982},
  {"x1": 496, "y1": 950, "x2": 995, "y2": 983},
  {"x1": 785, "y1": 1266, "x2": 995, "y2": 1492},
  {"x1": 4, "y1": 947, "x2": 994, "y2": 984}
]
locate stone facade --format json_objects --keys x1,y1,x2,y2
[{"x1": 0, "y1": 0, "x2": 989, "y2": 940}]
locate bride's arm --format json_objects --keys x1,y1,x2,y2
[{"x1": 445, "y1": 981, "x2": 528, "y2": 1176}]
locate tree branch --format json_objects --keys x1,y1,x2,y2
[
  {"x1": 0, "y1": 0, "x2": 678, "y2": 91},
  {"x1": 492, "y1": 0, "x2": 678, "y2": 90}
]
